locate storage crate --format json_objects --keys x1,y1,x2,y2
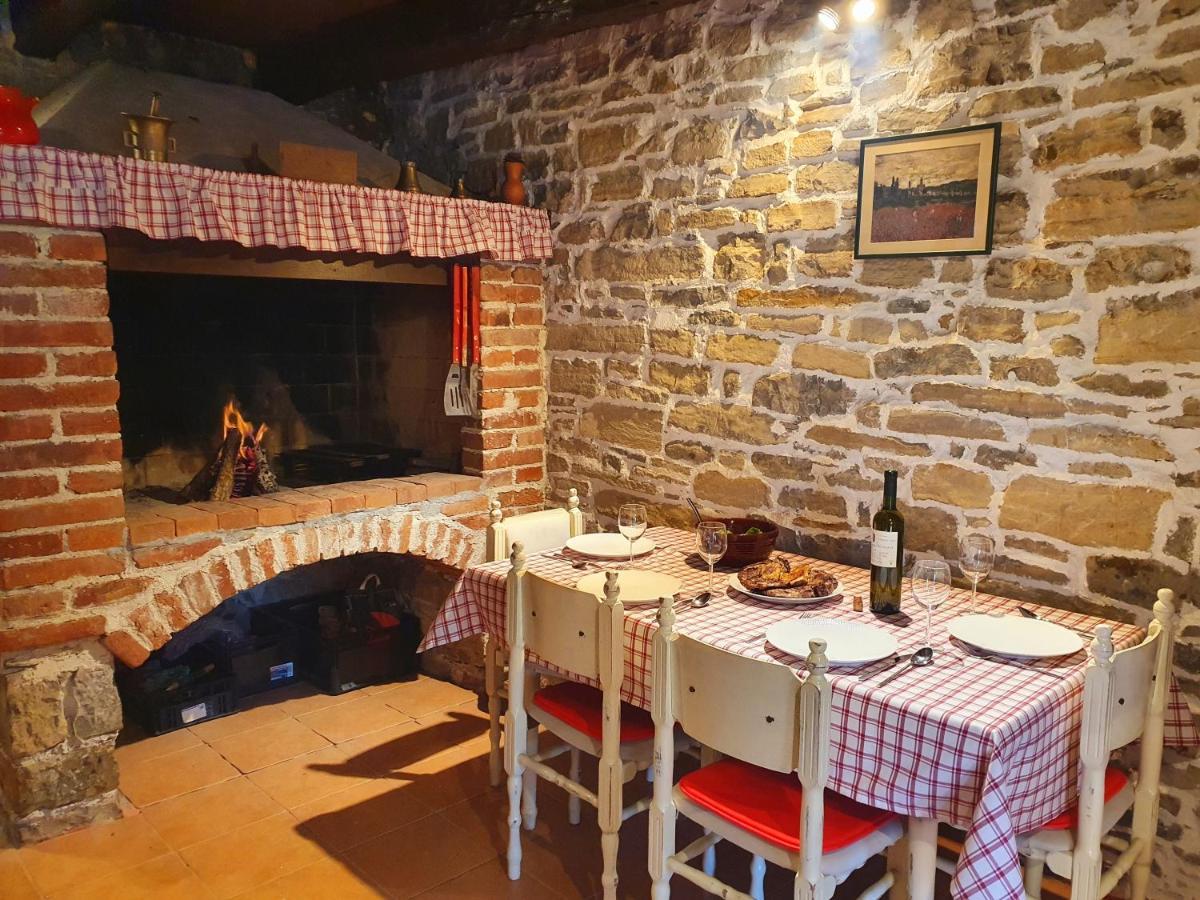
[
  {"x1": 206, "y1": 608, "x2": 300, "y2": 696},
  {"x1": 267, "y1": 590, "x2": 420, "y2": 694},
  {"x1": 119, "y1": 645, "x2": 237, "y2": 736}
]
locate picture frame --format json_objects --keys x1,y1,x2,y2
[{"x1": 853, "y1": 123, "x2": 1002, "y2": 259}]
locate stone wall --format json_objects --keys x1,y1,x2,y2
[{"x1": 373, "y1": 0, "x2": 1200, "y2": 892}]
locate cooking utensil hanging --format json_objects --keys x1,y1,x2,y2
[
  {"x1": 443, "y1": 263, "x2": 469, "y2": 416},
  {"x1": 466, "y1": 261, "x2": 482, "y2": 417}
]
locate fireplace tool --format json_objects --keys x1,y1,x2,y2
[
  {"x1": 467, "y1": 262, "x2": 481, "y2": 417},
  {"x1": 444, "y1": 262, "x2": 469, "y2": 416}
]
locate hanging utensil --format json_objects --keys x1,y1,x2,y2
[
  {"x1": 686, "y1": 498, "x2": 704, "y2": 525},
  {"x1": 444, "y1": 263, "x2": 469, "y2": 416},
  {"x1": 467, "y1": 261, "x2": 482, "y2": 417}
]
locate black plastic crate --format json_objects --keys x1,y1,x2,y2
[
  {"x1": 119, "y1": 645, "x2": 237, "y2": 736},
  {"x1": 208, "y1": 609, "x2": 300, "y2": 697},
  {"x1": 267, "y1": 589, "x2": 420, "y2": 695}
]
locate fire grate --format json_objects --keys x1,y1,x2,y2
[{"x1": 275, "y1": 443, "x2": 421, "y2": 486}]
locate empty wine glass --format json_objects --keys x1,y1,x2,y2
[
  {"x1": 959, "y1": 534, "x2": 995, "y2": 614},
  {"x1": 618, "y1": 503, "x2": 647, "y2": 563},
  {"x1": 910, "y1": 559, "x2": 952, "y2": 650},
  {"x1": 695, "y1": 521, "x2": 728, "y2": 604}
]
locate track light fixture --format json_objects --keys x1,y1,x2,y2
[{"x1": 815, "y1": 0, "x2": 882, "y2": 32}]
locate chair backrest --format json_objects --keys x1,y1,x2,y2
[
  {"x1": 506, "y1": 541, "x2": 624, "y2": 692},
  {"x1": 653, "y1": 597, "x2": 832, "y2": 879},
  {"x1": 1079, "y1": 589, "x2": 1178, "y2": 756},
  {"x1": 486, "y1": 488, "x2": 584, "y2": 561}
]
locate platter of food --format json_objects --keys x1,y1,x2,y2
[{"x1": 729, "y1": 557, "x2": 843, "y2": 605}]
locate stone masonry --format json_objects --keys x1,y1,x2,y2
[{"x1": 373, "y1": 0, "x2": 1200, "y2": 893}]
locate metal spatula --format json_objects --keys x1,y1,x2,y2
[
  {"x1": 444, "y1": 263, "x2": 469, "y2": 416},
  {"x1": 465, "y1": 262, "x2": 481, "y2": 417}
]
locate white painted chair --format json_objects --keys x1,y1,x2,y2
[
  {"x1": 1016, "y1": 588, "x2": 1178, "y2": 900},
  {"x1": 649, "y1": 596, "x2": 902, "y2": 900},
  {"x1": 504, "y1": 542, "x2": 656, "y2": 900},
  {"x1": 484, "y1": 489, "x2": 585, "y2": 786}
]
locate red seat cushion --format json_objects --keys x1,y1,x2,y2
[
  {"x1": 678, "y1": 758, "x2": 896, "y2": 854},
  {"x1": 531, "y1": 681, "x2": 655, "y2": 743},
  {"x1": 1038, "y1": 766, "x2": 1129, "y2": 831}
]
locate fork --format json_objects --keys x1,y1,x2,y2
[{"x1": 969, "y1": 652, "x2": 1073, "y2": 678}]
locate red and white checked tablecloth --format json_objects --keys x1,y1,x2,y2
[
  {"x1": 0, "y1": 144, "x2": 553, "y2": 261},
  {"x1": 420, "y1": 526, "x2": 1199, "y2": 900}
]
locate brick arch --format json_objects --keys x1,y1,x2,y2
[{"x1": 103, "y1": 508, "x2": 484, "y2": 667}]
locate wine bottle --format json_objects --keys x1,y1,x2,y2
[{"x1": 869, "y1": 470, "x2": 904, "y2": 615}]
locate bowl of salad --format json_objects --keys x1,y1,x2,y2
[{"x1": 712, "y1": 516, "x2": 779, "y2": 567}]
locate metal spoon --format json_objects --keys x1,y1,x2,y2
[
  {"x1": 877, "y1": 646, "x2": 934, "y2": 686},
  {"x1": 689, "y1": 591, "x2": 712, "y2": 609}
]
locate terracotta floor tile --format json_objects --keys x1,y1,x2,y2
[
  {"x1": 394, "y1": 743, "x2": 493, "y2": 811},
  {"x1": 293, "y1": 777, "x2": 433, "y2": 853},
  {"x1": 114, "y1": 728, "x2": 203, "y2": 768},
  {"x1": 414, "y1": 856, "x2": 561, "y2": 899},
  {"x1": 45, "y1": 852, "x2": 210, "y2": 900},
  {"x1": 18, "y1": 814, "x2": 171, "y2": 895},
  {"x1": 179, "y1": 812, "x2": 322, "y2": 899},
  {"x1": 140, "y1": 777, "x2": 286, "y2": 850},
  {"x1": 341, "y1": 813, "x2": 493, "y2": 900},
  {"x1": 334, "y1": 719, "x2": 440, "y2": 774},
  {"x1": 296, "y1": 694, "x2": 413, "y2": 744},
  {"x1": 209, "y1": 717, "x2": 331, "y2": 773},
  {"x1": 244, "y1": 682, "x2": 357, "y2": 718},
  {"x1": 232, "y1": 856, "x2": 385, "y2": 899},
  {"x1": 380, "y1": 676, "x2": 479, "y2": 718},
  {"x1": 119, "y1": 742, "x2": 241, "y2": 807},
  {"x1": 0, "y1": 848, "x2": 38, "y2": 900},
  {"x1": 247, "y1": 744, "x2": 370, "y2": 810},
  {"x1": 188, "y1": 702, "x2": 293, "y2": 743}
]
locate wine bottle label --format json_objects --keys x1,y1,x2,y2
[{"x1": 871, "y1": 530, "x2": 899, "y2": 568}]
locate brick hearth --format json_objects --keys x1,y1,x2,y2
[{"x1": 0, "y1": 222, "x2": 547, "y2": 843}]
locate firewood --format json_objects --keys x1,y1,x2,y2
[
  {"x1": 256, "y1": 443, "x2": 279, "y2": 494},
  {"x1": 181, "y1": 427, "x2": 239, "y2": 502},
  {"x1": 211, "y1": 428, "x2": 240, "y2": 501}
]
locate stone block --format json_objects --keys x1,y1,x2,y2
[
  {"x1": 1034, "y1": 110, "x2": 1140, "y2": 169},
  {"x1": 999, "y1": 476, "x2": 1168, "y2": 550},
  {"x1": 706, "y1": 333, "x2": 779, "y2": 364},
  {"x1": 751, "y1": 373, "x2": 854, "y2": 418},
  {"x1": 1045, "y1": 158, "x2": 1200, "y2": 241},
  {"x1": 1095, "y1": 288, "x2": 1200, "y2": 364},
  {"x1": 694, "y1": 470, "x2": 769, "y2": 509},
  {"x1": 1028, "y1": 424, "x2": 1171, "y2": 461},
  {"x1": 958, "y1": 305, "x2": 1026, "y2": 343},
  {"x1": 766, "y1": 201, "x2": 838, "y2": 232},
  {"x1": 991, "y1": 356, "x2": 1059, "y2": 386},
  {"x1": 985, "y1": 257, "x2": 1073, "y2": 301},
  {"x1": 874, "y1": 346, "x2": 981, "y2": 378},
  {"x1": 648, "y1": 360, "x2": 710, "y2": 395},
  {"x1": 912, "y1": 464, "x2": 994, "y2": 508},
  {"x1": 1041, "y1": 41, "x2": 1105, "y2": 73},
  {"x1": 792, "y1": 343, "x2": 871, "y2": 378},
  {"x1": 736, "y1": 285, "x2": 873, "y2": 308},
  {"x1": 668, "y1": 402, "x2": 781, "y2": 444},
  {"x1": 1084, "y1": 245, "x2": 1191, "y2": 291},
  {"x1": 580, "y1": 403, "x2": 663, "y2": 452},
  {"x1": 888, "y1": 408, "x2": 1005, "y2": 440},
  {"x1": 911, "y1": 382, "x2": 1067, "y2": 417}
]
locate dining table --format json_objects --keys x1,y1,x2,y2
[{"x1": 419, "y1": 525, "x2": 1200, "y2": 900}]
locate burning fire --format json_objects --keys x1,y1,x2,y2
[{"x1": 223, "y1": 400, "x2": 267, "y2": 460}]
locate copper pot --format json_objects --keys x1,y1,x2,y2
[{"x1": 123, "y1": 92, "x2": 176, "y2": 162}]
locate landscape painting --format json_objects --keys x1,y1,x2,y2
[{"x1": 854, "y1": 123, "x2": 1001, "y2": 258}]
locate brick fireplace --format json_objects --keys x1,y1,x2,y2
[{"x1": 0, "y1": 221, "x2": 547, "y2": 842}]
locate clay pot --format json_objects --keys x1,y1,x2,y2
[
  {"x1": 501, "y1": 154, "x2": 526, "y2": 206},
  {"x1": 0, "y1": 87, "x2": 39, "y2": 145}
]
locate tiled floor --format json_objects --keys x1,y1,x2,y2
[{"x1": 0, "y1": 674, "x2": 948, "y2": 899}]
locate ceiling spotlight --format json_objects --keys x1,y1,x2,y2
[
  {"x1": 850, "y1": 0, "x2": 878, "y2": 22},
  {"x1": 817, "y1": 6, "x2": 841, "y2": 30}
]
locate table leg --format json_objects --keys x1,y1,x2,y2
[
  {"x1": 908, "y1": 817, "x2": 938, "y2": 900},
  {"x1": 887, "y1": 830, "x2": 910, "y2": 899}
]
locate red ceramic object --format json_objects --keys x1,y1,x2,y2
[{"x1": 0, "y1": 87, "x2": 39, "y2": 145}]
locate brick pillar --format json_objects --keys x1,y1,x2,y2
[
  {"x1": 461, "y1": 262, "x2": 546, "y2": 514},
  {"x1": 0, "y1": 225, "x2": 127, "y2": 841}
]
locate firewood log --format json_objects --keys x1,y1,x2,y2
[
  {"x1": 256, "y1": 443, "x2": 279, "y2": 494},
  {"x1": 211, "y1": 428, "x2": 240, "y2": 501}
]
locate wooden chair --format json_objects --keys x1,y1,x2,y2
[
  {"x1": 484, "y1": 489, "x2": 585, "y2": 786},
  {"x1": 505, "y1": 542, "x2": 656, "y2": 900},
  {"x1": 649, "y1": 596, "x2": 902, "y2": 900},
  {"x1": 1017, "y1": 588, "x2": 1178, "y2": 900}
]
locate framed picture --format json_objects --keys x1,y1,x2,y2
[{"x1": 854, "y1": 123, "x2": 1001, "y2": 259}]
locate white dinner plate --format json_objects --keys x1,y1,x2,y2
[
  {"x1": 948, "y1": 614, "x2": 1084, "y2": 659},
  {"x1": 765, "y1": 618, "x2": 899, "y2": 666},
  {"x1": 728, "y1": 573, "x2": 844, "y2": 605},
  {"x1": 565, "y1": 533, "x2": 656, "y2": 559},
  {"x1": 574, "y1": 569, "x2": 681, "y2": 606}
]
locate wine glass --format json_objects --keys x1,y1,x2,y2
[
  {"x1": 910, "y1": 559, "x2": 952, "y2": 650},
  {"x1": 618, "y1": 503, "x2": 647, "y2": 563},
  {"x1": 695, "y1": 521, "x2": 728, "y2": 604},
  {"x1": 959, "y1": 534, "x2": 995, "y2": 614}
]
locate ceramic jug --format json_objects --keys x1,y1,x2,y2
[{"x1": 0, "y1": 87, "x2": 39, "y2": 145}]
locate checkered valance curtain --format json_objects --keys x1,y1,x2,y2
[{"x1": 0, "y1": 145, "x2": 553, "y2": 262}]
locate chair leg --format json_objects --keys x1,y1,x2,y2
[
  {"x1": 568, "y1": 747, "x2": 582, "y2": 825},
  {"x1": 485, "y1": 637, "x2": 503, "y2": 788},
  {"x1": 702, "y1": 837, "x2": 715, "y2": 876},
  {"x1": 1022, "y1": 850, "x2": 1044, "y2": 899},
  {"x1": 522, "y1": 724, "x2": 539, "y2": 830},
  {"x1": 749, "y1": 854, "x2": 766, "y2": 899},
  {"x1": 505, "y1": 701, "x2": 526, "y2": 880},
  {"x1": 886, "y1": 832, "x2": 910, "y2": 899}
]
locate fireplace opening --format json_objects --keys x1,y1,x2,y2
[{"x1": 108, "y1": 269, "x2": 461, "y2": 500}]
